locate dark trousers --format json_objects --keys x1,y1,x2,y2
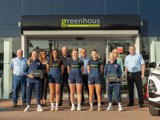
[
  {"x1": 41, "y1": 74, "x2": 48, "y2": 100},
  {"x1": 127, "y1": 71, "x2": 144, "y2": 105},
  {"x1": 82, "y1": 74, "x2": 89, "y2": 102},
  {"x1": 26, "y1": 82, "x2": 41, "y2": 105},
  {"x1": 12, "y1": 75, "x2": 26, "y2": 104},
  {"x1": 108, "y1": 82, "x2": 121, "y2": 103},
  {"x1": 60, "y1": 73, "x2": 70, "y2": 103}
]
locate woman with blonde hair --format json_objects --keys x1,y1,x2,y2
[
  {"x1": 67, "y1": 48, "x2": 84, "y2": 111},
  {"x1": 112, "y1": 49, "x2": 123, "y2": 105},
  {"x1": 104, "y1": 52, "x2": 123, "y2": 111},
  {"x1": 112, "y1": 49, "x2": 123, "y2": 72},
  {"x1": 39, "y1": 50, "x2": 49, "y2": 106},
  {"x1": 24, "y1": 51, "x2": 43, "y2": 112}
]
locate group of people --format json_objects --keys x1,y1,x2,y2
[{"x1": 10, "y1": 45, "x2": 145, "y2": 112}]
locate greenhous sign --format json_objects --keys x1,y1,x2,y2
[{"x1": 61, "y1": 17, "x2": 101, "y2": 28}]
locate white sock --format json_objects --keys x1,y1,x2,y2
[
  {"x1": 51, "y1": 103, "x2": 54, "y2": 107},
  {"x1": 27, "y1": 105, "x2": 30, "y2": 108},
  {"x1": 38, "y1": 104, "x2": 41, "y2": 108},
  {"x1": 118, "y1": 103, "x2": 122, "y2": 107},
  {"x1": 108, "y1": 103, "x2": 112, "y2": 107},
  {"x1": 90, "y1": 103, "x2": 93, "y2": 107},
  {"x1": 55, "y1": 103, "x2": 59, "y2": 107},
  {"x1": 98, "y1": 103, "x2": 101, "y2": 107},
  {"x1": 78, "y1": 103, "x2": 81, "y2": 107},
  {"x1": 72, "y1": 103, "x2": 75, "y2": 107}
]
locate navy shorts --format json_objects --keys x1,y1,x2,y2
[
  {"x1": 68, "y1": 74, "x2": 82, "y2": 84},
  {"x1": 88, "y1": 77, "x2": 102, "y2": 84},
  {"x1": 48, "y1": 74, "x2": 61, "y2": 84},
  {"x1": 48, "y1": 68, "x2": 62, "y2": 84}
]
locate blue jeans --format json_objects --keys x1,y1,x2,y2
[
  {"x1": 12, "y1": 75, "x2": 26, "y2": 104},
  {"x1": 26, "y1": 81, "x2": 41, "y2": 105},
  {"x1": 108, "y1": 82, "x2": 121, "y2": 103}
]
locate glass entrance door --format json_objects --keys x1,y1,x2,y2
[
  {"x1": 54, "y1": 38, "x2": 107, "y2": 60},
  {"x1": 82, "y1": 39, "x2": 106, "y2": 59}
]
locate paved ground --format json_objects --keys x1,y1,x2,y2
[{"x1": 0, "y1": 99, "x2": 159, "y2": 120}]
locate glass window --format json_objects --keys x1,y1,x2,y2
[
  {"x1": 82, "y1": 39, "x2": 106, "y2": 59},
  {"x1": 28, "y1": 39, "x2": 51, "y2": 57}
]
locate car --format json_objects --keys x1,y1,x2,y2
[{"x1": 148, "y1": 62, "x2": 160, "y2": 116}]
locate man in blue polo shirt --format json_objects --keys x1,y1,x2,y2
[
  {"x1": 124, "y1": 45, "x2": 145, "y2": 107},
  {"x1": 10, "y1": 49, "x2": 28, "y2": 107}
]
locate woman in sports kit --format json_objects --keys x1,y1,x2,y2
[
  {"x1": 87, "y1": 49, "x2": 103, "y2": 111},
  {"x1": 24, "y1": 51, "x2": 43, "y2": 112},
  {"x1": 104, "y1": 52, "x2": 123, "y2": 111},
  {"x1": 67, "y1": 48, "x2": 84, "y2": 111},
  {"x1": 48, "y1": 49, "x2": 64, "y2": 111}
]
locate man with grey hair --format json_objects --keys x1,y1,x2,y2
[
  {"x1": 10, "y1": 49, "x2": 28, "y2": 107},
  {"x1": 60, "y1": 46, "x2": 71, "y2": 106},
  {"x1": 124, "y1": 45, "x2": 145, "y2": 107}
]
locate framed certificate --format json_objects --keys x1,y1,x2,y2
[
  {"x1": 31, "y1": 70, "x2": 44, "y2": 78},
  {"x1": 107, "y1": 74, "x2": 119, "y2": 83}
]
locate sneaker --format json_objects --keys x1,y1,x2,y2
[
  {"x1": 55, "y1": 106, "x2": 59, "y2": 111},
  {"x1": 37, "y1": 105, "x2": 43, "y2": 112},
  {"x1": 89, "y1": 106, "x2": 93, "y2": 111},
  {"x1": 106, "y1": 106, "x2": 112, "y2": 111},
  {"x1": 118, "y1": 105, "x2": 123, "y2": 111},
  {"x1": 24, "y1": 106, "x2": 30, "y2": 112},
  {"x1": 118, "y1": 103, "x2": 124, "y2": 111},
  {"x1": 71, "y1": 106, "x2": 76, "y2": 111},
  {"x1": 97, "y1": 106, "x2": 101, "y2": 111},
  {"x1": 77, "y1": 106, "x2": 81, "y2": 111}
]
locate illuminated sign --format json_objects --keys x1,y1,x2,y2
[
  {"x1": 61, "y1": 17, "x2": 101, "y2": 28},
  {"x1": 21, "y1": 15, "x2": 141, "y2": 31}
]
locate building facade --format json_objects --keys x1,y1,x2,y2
[{"x1": 0, "y1": 0, "x2": 160, "y2": 98}]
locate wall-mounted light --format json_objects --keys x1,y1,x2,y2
[{"x1": 18, "y1": 21, "x2": 21, "y2": 28}]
